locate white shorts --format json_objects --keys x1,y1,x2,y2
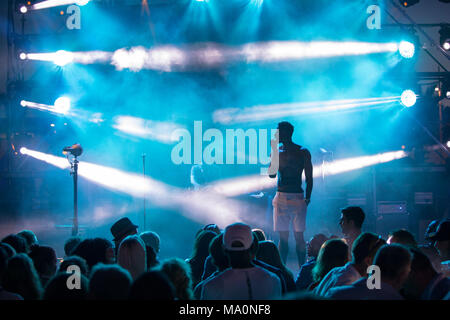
[{"x1": 272, "y1": 192, "x2": 307, "y2": 232}]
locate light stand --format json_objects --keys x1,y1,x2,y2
[{"x1": 63, "y1": 144, "x2": 83, "y2": 236}]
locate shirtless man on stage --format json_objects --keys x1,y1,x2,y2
[{"x1": 269, "y1": 121, "x2": 313, "y2": 268}]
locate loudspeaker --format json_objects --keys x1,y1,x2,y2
[{"x1": 375, "y1": 213, "x2": 410, "y2": 238}]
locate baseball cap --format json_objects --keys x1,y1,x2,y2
[
  {"x1": 223, "y1": 223, "x2": 253, "y2": 251},
  {"x1": 427, "y1": 220, "x2": 450, "y2": 242}
]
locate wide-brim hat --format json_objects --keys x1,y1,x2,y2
[{"x1": 111, "y1": 217, "x2": 138, "y2": 242}]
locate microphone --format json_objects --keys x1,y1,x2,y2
[{"x1": 63, "y1": 144, "x2": 83, "y2": 157}]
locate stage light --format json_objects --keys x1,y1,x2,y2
[
  {"x1": 400, "y1": 90, "x2": 417, "y2": 107},
  {"x1": 213, "y1": 96, "x2": 400, "y2": 124},
  {"x1": 19, "y1": 5, "x2": 28, "y2": 13},
  {"x1": 398, "y1": 41, "x2": 415, "y2": 58},
  {"x1": 20, "y1": 147, "x2": 26, "y2": 154},
  {"x1": 20, "y1": 147, "x2": 252, "y2": 226},
  {"x1": 209, "y1": 150, "x2": 408, "y2": 197},
  {"x1": 32, "y1": 0, "x2": 90, "y2": 10},
  {"x1": 399, "y1": 0, "x2": 419, "y2": 7},
  {"x1": 439, "y1": 26, "x2": 450, "y2": 51},
  {"x1": 20, "y1": 100, "x2": 27, "y2": 107},
  {"x1": 53, "y1": 50, "x2": 73, "y2": 66},
  {"x1": 19, "y1": 52, "x2": 27, "y2": 60},
  {"x1": 113, "y1": 116, "x2": 183, "y2": 144},
  {"x1": 447, "y1": 141, "x2": 450, "y2": 148},
  {"x1": 54, "y1": 97, "x2": 71, "y2": 114}
]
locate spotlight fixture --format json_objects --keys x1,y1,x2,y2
[
  {"x1": 439, "y1": 26, "x2": 450, "y2": 51},
  {"x1": 398, "y1": 41, "x2": 415, "y2": 58},
  {"x1": 19, "y1": 4, "x2": 28, "y2": 13},
  {"x1": 19, "y1": 52, "x2": 27, "y2": 60},
  {"x1": 401, "y1": 90, "x2": 417, "y2": 107},
  {"x1": 54, "y1": 96, "x2": 71, "y2": 114},
  {"x1": 399, "y1": 0, "x2": 419, "y2": 7}
]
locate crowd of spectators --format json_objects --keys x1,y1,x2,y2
[{"x1": 0, "y1": 207, "x2": 449, "y2": 300}]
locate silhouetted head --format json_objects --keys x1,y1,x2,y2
[
  {"x1": 256, "y1": 240, "x2": 285, "y2": 270},
  {"x1": 1, "y1": 234, "x2": 27, "y2": 254},
  {"x1": 339, "y1": 206, "x2": 365, "y2": 235},
  {"x1": 89, "y1": 264, "x2": 132, "y2": 300},
  {"x1": 129, "y1": 270, "x2": 176, "y2": 300},
  {"x1": 117, "y1": 235, "x2": 147, "y2": 280},
  {"x1": 44, "y1": 273, "x2": 89, "y2": 300},
  {"x1": 159, "y1": 258, "x2": 193, "y2": 300},
  {"x1": 306, "y1": 234, "x2": 328, "y2": 259},
  {"x1": 72, "y1": 238, "x2": 115, "y2": 272},
  {"x1": 277, "y1": 121, "x2": 294, "y2": 144},
  {"x1": 28, "y1": 245, "x2": 58, "y2": 286},
  {"x1": 140, "y1": 231, "x2": 161, "y2": 254},
  {"x1": 387, "y1": 229, "x2": 417, "y2": 248},
  {"x1": 59, "y1": 255, "x2": 89, "y2": 277},
  {"x1": 64, "y1": 236, "x2": 82, "y2": 257},
  {"x1": 0, "y1": 242, "x2": 16, "y2": 259},
  {"x1": 209, "y1": 233, "x2": 229, "y2": 271},
  {"x1": 223, "y1": 223, "x2": 259, "y2": 268},
  {"x1": 17, "y1": 230, "x2": 38, "y2": 252},
  {"x1": 110, "y1": 217, "x2": 138, "y2": 248},
  {"x1": 404, "y1": 247, "x2": 438, "y2": 299},
  {"x1": 3, "y1": 253, "x2": 42, "y2": 300},
  {"x1": 312, "y1": 239, "x2": 348, "y2": 283},
  {"x1": 351, "y1": 233, "x2": 386, "y2": 266},
  {"x1": 374, "y1": 244, "x2": 412, "y2": 290}
]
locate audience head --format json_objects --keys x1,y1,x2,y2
[
  {"x1": 89, "y1": 264, "x2": 132, "y2": 300},
  {"x1": 129, "y1": 270, "x2": 175, "y2": 300},
  {"x1": 339, "y1": 206, "x2": 365, "y2": 235},
  {"x1": 28, "y1": 245, "x2": 57, "y2": 286},
  {"x1": 0, "y1": 242, "x2": 16, "y2": 259},
  {"x1": 17, "y1": 230, "x2": 38, "y2": 252},
  {"x1": 59, "y1": 255, "x2": 89, "y2": 277},
  {"x1": 190, "y1": 230, "x2": 217, "y2": 262},
  {"x1": 209, "y1": 233, "x2": 229, "y2": 271},
  {"x1": 117, "y1": 235, "x2": 147, "y2": 280},
  {"x1": 140, "y1": 231, "x2": 161, "y2": 255},
  {"x1": 306, "y1": 234, "x2": 328, "y2": 259},
  {"x1": 373, "y1": 244, "x2": 412, "y2": 290},
  {"x1": 1, "y1": 234, "x2": 27, "y2": 254},
  {"x1": 403, "y1": 248, "x2": 438, "y2": 299},
  {"x1": 351, "y1": 233, "x2": 386, "y2": 266},
  {"x1": 3, "y1": 253, "x2": 42, "y2": 300},
  {"x1": 387, "y1": 229, "x2": 418, "y2": 248},
  {"x1": 252, "y1": 229, "x2": 267, "y2": 242},
  {"x1": 428, "y1": 220, "x2": 450, "y2": 260},
  {"x1": 159, "y1": 258, "x2": 193, "y2": 300},
  {"x1": 110, "y1": 217, "x2": 138, "y2": 249},
  {"x1": 64, "y1": 236, "x2": 82, "y2": 257},
  {"x1": 202, "y1": 224, "x2": 221, "y2": 235},
  {"x1": 312, "y1": 239, "x2": 348, "y2": 283},
  {"x1": 277, "y1": 121, "x2": 294, "y2": 143},
  {"x1": 256, "y1": 240, "x2": 285, "y2": 270},
  {"x1": 71, "y1": 237, "x2": 115, "y2": 272},
  {"x1": 44, "y1": 272, "x2": 88, "y2": 300},
  {"x1": 223, "y1": 223, "x2": 259, "y2": 268},
  {"x1": 0, "y1": 247, "x2": 9, "y2": 282}
]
